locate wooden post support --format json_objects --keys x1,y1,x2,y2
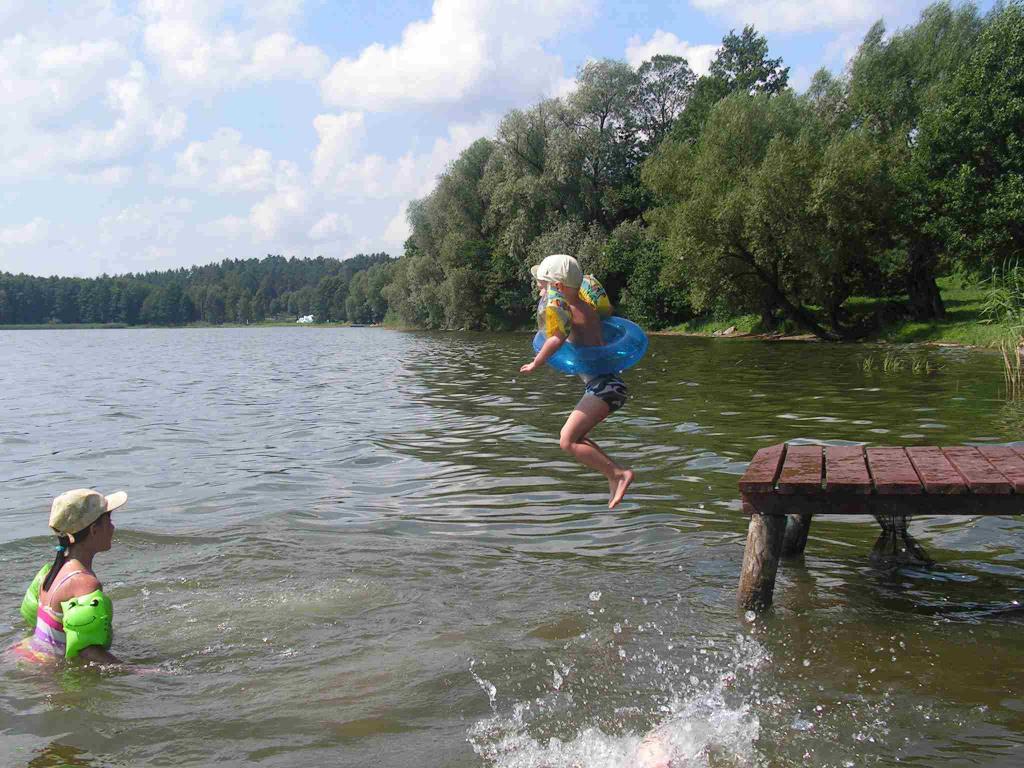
[
  {"x1": 781, "y1": 513, "x2": 812, "y2": 557},
  {"x1": 737, "y1": 512, "x2": 786, "y2": 611}
]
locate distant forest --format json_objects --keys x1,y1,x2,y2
[
  {"x1": 2, "y1": 2, "x2": 1022, "y2": 338},
  {"x1": 0, "y1": 254, "x2": 392, "y2": 326}
]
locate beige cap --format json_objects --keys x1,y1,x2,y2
[
  {"x1": 530, "y1": 254, "x2": 583, "y2": 289},
  {"x1": 49, "y1": 489, "x2": 127, "y2": 539}
]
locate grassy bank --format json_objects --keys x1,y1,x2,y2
[
  {"x1": 872, "y1": 281, "x2": 1009, "y2": 346},
  {"x1": 663, "y1": 277, "x2": 1016, "y2": 347}
]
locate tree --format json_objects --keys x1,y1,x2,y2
[
  {"x1": 315, "y1": 275, "x2": 346, "y2": 322},
  {"x1": 633, "y1": 55, "x2": 697, "y2": 150},
  {"x1": 53, "y1": 280, "x2": 80, "y2": 323},
  {"x1": 603, "y1": 220, "x2": 689, "y2": 328},
  {"x1": 140, "y1": 287, "x2": 171, "y2": 325},
  {"x1": 364, "y1": 263, "x2": 391, "y2": 323},
  {"x1": 555, "y1": 60, "x2": 642, "y2": 230},
  {"x1": 646, "y1": 92, "x2": 894, "y2": 339},
  {"x1": 0, "y1": 254, "x2": 396, "y2": 327},
  {"x1": 669, "y1": 25, "x2": 790, "y2": 146},
  {"x1": 709, "y1": 25, "x2": 790, "y2": 96},
  {"x1": 383, "y1": 249, "x2": 446, "y2": 328},
  {"x1": 917, "y1": 1, "x2": 1024, "y2": 276},
  {"x1": 845, "y1": 1, "x2": 984, "y2": 319},
  {"x1": 345, "y1": 271, "x2": 370, "y2": 324},
  {"x1": 204, "y1": 286, "x2": 227, "y2": 324}
]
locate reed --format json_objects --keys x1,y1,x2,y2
[
  {"x1": 999, "y1": 338, "x2": 1024, "y2": 399},
  {"x1": 911, "y1": 355, "x2": 942, "y2": 375},
  {"x1": 882, "y1": 352, "x2": 905, "y2": 373}
]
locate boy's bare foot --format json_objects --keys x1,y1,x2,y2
[{"x1": 608, "y1": 469, "x2": 634, "y2": 509}]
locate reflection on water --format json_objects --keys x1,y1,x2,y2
[{"x1": 1, "y1": 328, "x2": 1022, "y2": 767}]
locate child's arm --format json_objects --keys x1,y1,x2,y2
[
  {"x1": 79, "y1": 645, "x2": 122, "y2": 665},
  {"x1": 520, "y1": 333, "x2": 565, "y2": 373}
]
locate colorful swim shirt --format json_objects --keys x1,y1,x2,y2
[{"x1": 537, "y1": 275, "x2": 612, "y2": 338}]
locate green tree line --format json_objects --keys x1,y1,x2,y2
[
  {"x1": 0, "y1": 254, "x2": 393, "y2": 326},
  {"x1": 388, "y1": 0, "x2": 1024, "y2": 339}
]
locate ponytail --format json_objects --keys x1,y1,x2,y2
[
  {"x1": 41, "y1": 515, "x2": 102, "y2": 592},
  {"x1": 42, "y1": 536, "x2": 71, "y2": 592}
]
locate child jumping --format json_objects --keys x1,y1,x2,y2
[{"x1": 519, "y1": 254, "x2": 634, "y2": 509}]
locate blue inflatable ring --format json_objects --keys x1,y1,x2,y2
[{"x1": 532, "y1": 316, "x2": 649, "y2": 375}]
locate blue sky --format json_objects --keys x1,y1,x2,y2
[{"x1": 0, "y1": 0, "x2": 997, "y2": 278}]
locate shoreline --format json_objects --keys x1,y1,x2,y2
[
  {"x1": 0, "y1": 321, "x2": 1005, "y2": 351},
  {"x1": 648, "y1": 328, "x2": 986, "y2": 348}
]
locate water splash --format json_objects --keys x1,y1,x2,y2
[
  {"x1": 471, "y1": 658, "x2": 499, "y2": 714},
  {"x1": 468, "y1": 631, "x2": 767, "y2": 767}
]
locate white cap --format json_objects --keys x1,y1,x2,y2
[{"x1": 530, "y1": 254, "x2": 583, "y2": 289}]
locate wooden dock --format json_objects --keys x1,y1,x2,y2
[{"x1": 737, "y1": 443, "x2": 1024, "y2": 610}]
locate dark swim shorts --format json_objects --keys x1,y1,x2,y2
[{"x1": 583, "y1": 373, "x2": 628, "y2": 413}]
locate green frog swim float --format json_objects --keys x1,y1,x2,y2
[{"x1": 60, "y1": 590, "x2": 113, "y2": 659}]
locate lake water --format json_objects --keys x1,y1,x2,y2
[{"x1": 1, "y1": 328, "x2": 1022, "y2": 768}]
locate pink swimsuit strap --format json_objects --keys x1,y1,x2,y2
[{"x1": 43, "y1": 569, "x2": 87, "y2": 614}]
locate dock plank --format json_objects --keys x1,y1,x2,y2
[
  {"x1": 943, "y1": 446, "x2": 1011, "y2": 494},
  {"x1": 976, "y1": 446, "x2": 1024, "y2": 493},
  {"x1": 739, "y1": 444, "x2": 787, "y2": 493},
  {"x1": 825, "y1": 445, "x2": 871, "y2": 493},
  {"x1": 906, "y1": 447, "x2": 967, "y2": 494},
  {"x1": 777, "y1": 445, "x2": 823, "y2": 494},
  {"x1": 866, "y1": 447, "x2": 922, "y2": 494}
]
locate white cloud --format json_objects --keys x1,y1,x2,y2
[
  {"x1": 547, "y1": 74, "x2": 580, "y2": 100},
  {"x1": 193, "y1": 110, "x2": 500, "y2": 258},
  {"x1": 308, "y1": 212, "x2": 352, "y2": 241},
  {"x1": 37, "y1": 39, "x2": 128, "y2": 78},
  {"x1": 1, "y1": 1, "x2": 136, "y2": 50},
  {"x1": 312, "y1": 112, "x2": 367, "y2": 185},
  {"x1": 314, "y1": 112, "x2": 499, "y2": 201},
  {"x1": 321, "y1": 0, "x2": 591, "y2": 111},
  {"x1": 251, "y1": 183, "x2": 305, "y2": 240},
  {"x1": 174, "y1": 128, "x2": 274, "y2": 192},
  {"x1": 99, "y1": 197, "x2": 193, "y2": 244},
  {"x1": 67, "y1": 62, "x2": 188, "y2": 164},
  {"x1": 0, "y1": 217, "x2": 50, "y2": 247},
  {"x1": 0, "y1": 34, "x2": 130, "y2": 122},
  {"x1": 204, "y1": 215, "x2": 249, "y2": 239},
  {"x1": 382, "y1": 207, "x2": 412, "y2": 253},
  {"x1": 689, "y1": 0, "x2": 886, "y2": 34},
  {"x1": 625, "y1": 31, "x2": 718, "y2": 75},
  {"x1": 247, "y1": 33, "x2": 327, "y2": 80},
  {"x1": 789, "y1": 65, "x2": 816, "y2": 92},
  {"x1": 67, "y1": 166, "x2": 134, "y2": 185},
  {"x1": 142, "y1": 2, "x2": 328, "y2": 89},
  {"x1": 309, "y1": 112, "x2": 498, "y2": 257},
  {"x1": 243, "y1": 0, "x2": 305, "y2": 27},
  {"x1": 203, "y1": 161, "x2": 308, "y2": 243},
  {"x1": 92, "y1": 197, "x2": 197, "y2": 270},
  {"x1": 823, "y1": 28, "x2": 866, "y2": 66},
  {"x1": 0, "y1": 39, "x2": 186, "y2": 180}
]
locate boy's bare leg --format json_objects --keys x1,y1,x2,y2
[
  {"x1": 578, "y1": 437, "x2": 619, "y2": 493},
  {"x1": 560, "y1": 395, "x2": 634, "y2": 509}
]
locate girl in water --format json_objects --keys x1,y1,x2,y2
[{"x1": 16, "y1": 488, "x2": 126, "y2": 664}]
